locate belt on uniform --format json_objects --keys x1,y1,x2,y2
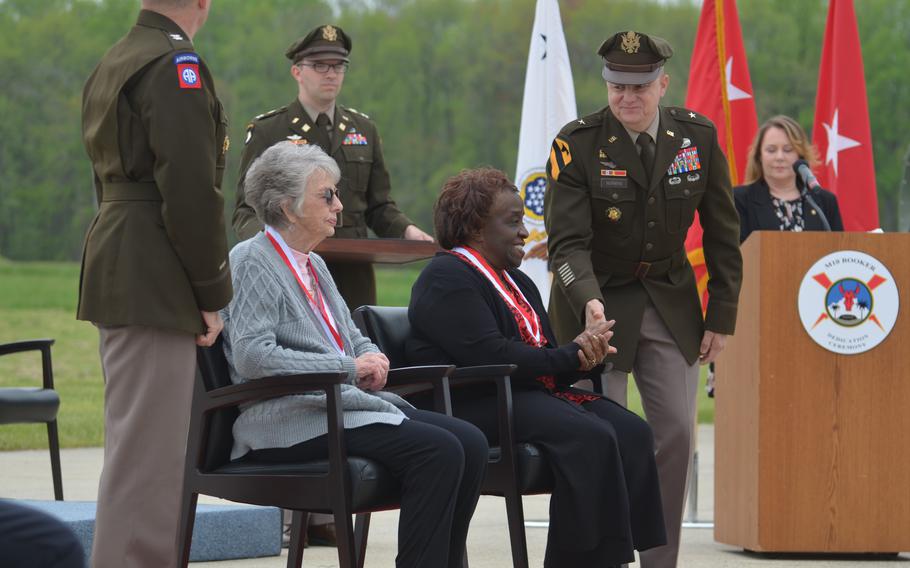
[
  {"x1": 591, "y1": 248, "x2": 687, "y2": 279},
  {"x1": 100, "y1": 182, "x2": 161, "y2": 202}
]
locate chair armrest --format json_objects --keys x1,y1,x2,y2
[
  {"x1": 202, "y1": 372, "x2": 348, "y2": 410},
  {"x1": 387, "y1": 365, "x2": 455, "y2": 415},
  {"x1": 0, "y1": 339, "x2": 55, "y2": 357},
  {"x1": 0, "y1": 339, "x2": 56, "y2": 389},
  {"x1": 185, "y1": 371, "x2": 351, "y2": 480},
  {"x1": 449, "y1": 364, "x2": 517, "y2": 387},
  {"x1": 387, "y1": 365, "x2": 454, "y2": 387}
]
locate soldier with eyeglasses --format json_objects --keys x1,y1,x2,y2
[{"x1": 234, "y1": 24, "x2": 433, "y2": 314}]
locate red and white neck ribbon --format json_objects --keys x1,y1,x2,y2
[
  {"x1": 264, "y1": 226, "x2": 344, "y2": 355},
  {"x1": 450, "y1": 246, "x2": 543, "y2": 345}
]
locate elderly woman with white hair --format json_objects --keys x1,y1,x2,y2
[{"x1": 220, "y1": 141, "x2": 487, "y2": 568}]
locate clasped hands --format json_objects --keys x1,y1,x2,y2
[
  {"x1": 575, "y1": 299, "x2": 617, "y2": 372},
  {"x1": 355, "y1": 352, "x2": 390, "y2": 391}
]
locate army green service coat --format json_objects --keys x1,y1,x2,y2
[
  {"x1": 233, "y1": 100, "x2": 414, "y2": 240},
  {"x1": 232, "y1": 99, "x2": 414, "y2": 308},
  {"x1": 545, "y1": 106, "x2": 742, "y2": 372},
  {"x1": 79, "y1": 10, "x2": 232, "y2": 334}
]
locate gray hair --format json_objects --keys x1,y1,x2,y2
[{"x1": 244, "y1": 142, "x2": 341, "y2": 230}]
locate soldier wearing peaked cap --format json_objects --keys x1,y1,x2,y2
[
  {"x1": 545, "y1": 30, "x2": 742, "y2": 568},
  {"x1": 284, "y1": 23, "x2": 353, "y2": 62},
  {"x1": 233, "y1": 24, "x2": 433, "y2": 311},
  {"x1": 79, "y1": 1, "x2": 232, "y2": 566}
]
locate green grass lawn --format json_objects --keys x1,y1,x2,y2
[{"x1": 0, "y1": 259, "x2": 714, "y2": 450}]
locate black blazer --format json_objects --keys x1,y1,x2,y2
[
  {"x1": 406, "y1": 253, "x2": 593, "y2": 390},
  {"x1": 733, "y1": 179, "x2": 844, "y2": 243}
]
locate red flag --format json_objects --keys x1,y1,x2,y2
[
  {"x1": 683, "y1": 0, "x2": 758, "y2": 310},
  {"x1": 811, "y1": 0, "x2": 879, "y2": 231}
]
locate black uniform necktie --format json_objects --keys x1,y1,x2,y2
[
  {"x1": 314, "y1": 113, "x2": 341, "y2": 225},
  {"x1": 315, "y1": 113, "x2": 333, "y2": 148},
  {"x1": 636, "y1": 132, "x2": 656, "y2": 183}
]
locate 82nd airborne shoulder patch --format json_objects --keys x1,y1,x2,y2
[{"x1": 174, "y1": 53, "x2": 202, "y2": 90}]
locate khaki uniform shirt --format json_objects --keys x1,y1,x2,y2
[
  {"x1": 79, "y1": 10, "x2": 232, "y2": 334},
  {"x1": 545, "y1": 106, "x2": 742, "y2": 371}
]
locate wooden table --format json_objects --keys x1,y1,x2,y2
[{"x1": 314, "y1": 238, "x2": 440, "y2": 264}]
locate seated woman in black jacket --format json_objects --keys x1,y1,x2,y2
[
  {"x1": 735, "y1": 115, "x2": 844, "y2": 243},
  {"x1": 406, "y1": 168, "x2": 666, "y2": 568}
]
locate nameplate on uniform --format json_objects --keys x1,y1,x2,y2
[
  {"x1": 667, "y1": 146, "x2": 701, "y2": 176},
  {"x1": 343, "y1": 132, "x2": 368, "y2": 145},
  {"x1": 173, "y1": 53, "x2": 202, "y2": 90},
  {"x1": 601, "y1": 178, "x2": 628, "y2": 189}
]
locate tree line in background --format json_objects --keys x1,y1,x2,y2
[{"x1": 1, "y1": 0, "x2": 908, "y2": 261}]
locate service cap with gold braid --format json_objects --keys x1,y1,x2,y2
[
  {"x1": 598, "y1": 30, "x2": 673, "y2": 85},
  {"x1": 285, "y1": 24, "x2": 352, "y2": 63}
]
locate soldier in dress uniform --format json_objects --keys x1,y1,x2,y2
[
  {"x1": 233, "y1": 24, "x2": 433, "y2": 311},
  {"x1": 545, "y1": 31, "x2": 742, "y2": 568},
  {"x1": 79, "y1": 1, "x2": 231, "y2": 566}
]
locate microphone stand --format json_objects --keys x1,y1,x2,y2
[
  {"x1": 793, "y1": 160, "x2": 832, "y2": 231},
  {"x1": 801, "y1": 185, "x2": 832, "y2": 231}
]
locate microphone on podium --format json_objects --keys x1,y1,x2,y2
[
  {"x1": 792, "y1": 159, "x2": 821, "y2": 192},
  {"x1": 792, "y1": 159, "x2": 831, "y2": 231}
]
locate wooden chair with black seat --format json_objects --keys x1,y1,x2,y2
[
  {"x1": 0, "y1": 339, "x2": 63, "y2": 500},
  {"x1": 353, "y1": 305, "x2": 559, "y2": 568},
  {"x1": 177, "y1": 335, "x2": 454, "y2": 568}
]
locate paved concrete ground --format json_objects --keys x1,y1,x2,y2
[{"x1": 2, "y1": 425, "x2": 907, "y2": 567}]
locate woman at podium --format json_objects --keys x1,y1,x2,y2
[{"x1": 734, "y1": 115, "x2": 843, "y2": 242}]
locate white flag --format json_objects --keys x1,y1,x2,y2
[{"x1": 514, "y1": 0, "x2": 577, "y2": 308}]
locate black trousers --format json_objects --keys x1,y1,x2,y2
[
  {"x1": 250, "y1": 408, "x2": 488, "y2": 568},
  {"x1": 0, "y1": 500, "x2": 85, "y2": 568},
  {"x1": 452, "y1": 388, "x2": 666, "y2": 568}
]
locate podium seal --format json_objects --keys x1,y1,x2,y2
[{"x1": 797, "y1": 250, "x2": 899, "y2": 355}]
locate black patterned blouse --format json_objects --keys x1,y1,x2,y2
[{"x1": 771, "y1": 196, "x2": 805, "y2": 232}]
